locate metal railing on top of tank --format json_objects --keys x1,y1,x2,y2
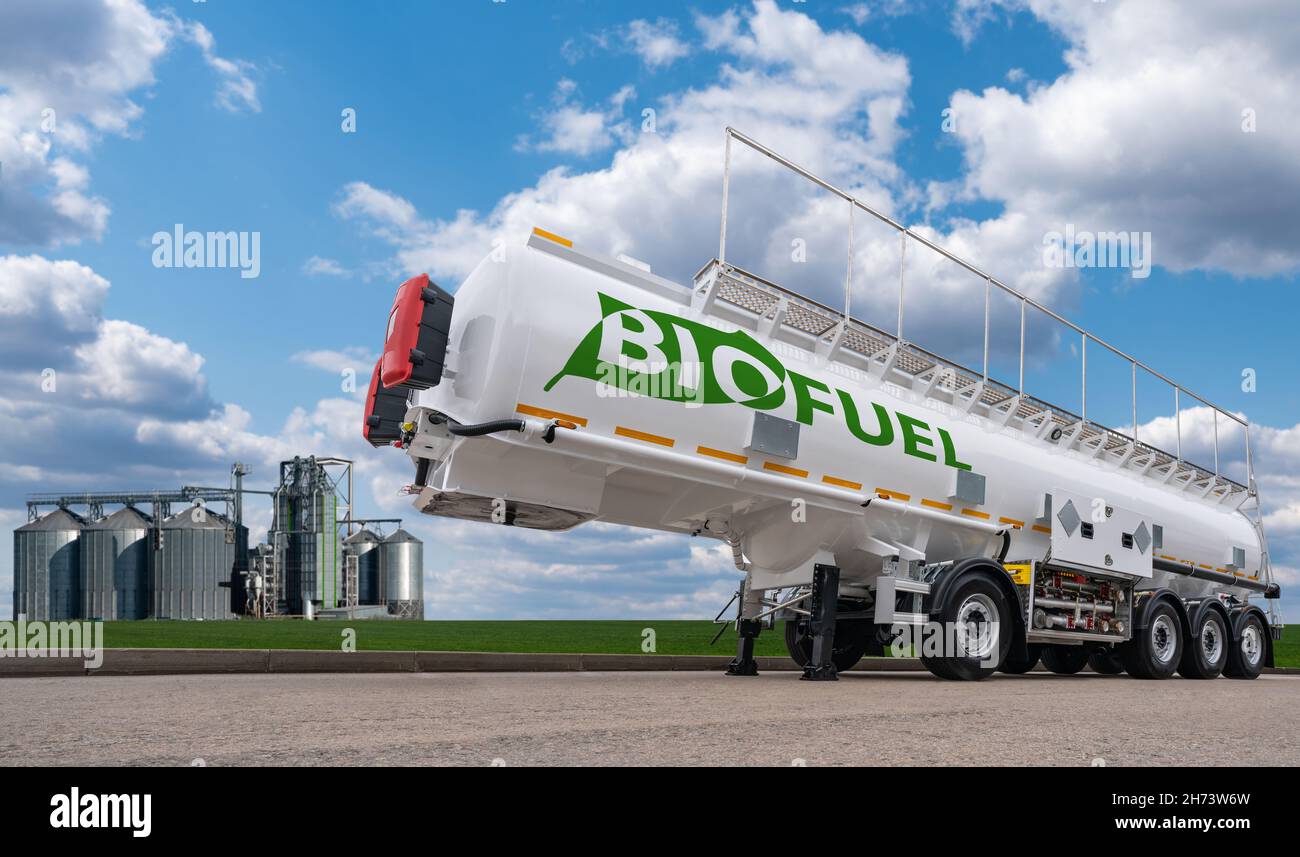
[{"x1": 713, "y1": 127, "x2": 1255, "y2": 498}]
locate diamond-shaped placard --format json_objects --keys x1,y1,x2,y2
[
  {"x1": 1057, "y1": 499, "x2": 1081, "y2": 537},
  {"x1": 1133, "y1": 521, "x2": 1151, "y2": 555}
]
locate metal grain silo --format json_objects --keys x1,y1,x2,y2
[
  {"x1": 271, "y1": 457, "x2": 341, "y2": 614},
  {"x1": 344, "y1": 529, "x2": 381, "y2": 605},
  {"x1": 151, "y1": 504, "x2": 247, "y2": 620},
  {"x1": 13, "y1": 508, "x2": 85, "y2": 621},
  {"x1": 379, "y1": 529, "x2": 424, "y2": 619},
  {"x1": 80, "y1": 506, "x2": 151, "y2": 620}
]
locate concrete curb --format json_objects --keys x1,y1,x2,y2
[
  {"x1": 0, "y1": 655, "x2": 89, "y2": 677},
  {"x1": 0, "y1": 649, "x2": 1294, "y2": 677},
  {"x1": 95, "y1": 648, "x2": 272, "y2": 676},
  {"x1": 269, "y1": 650, "x2": 419, "y2": 673}
]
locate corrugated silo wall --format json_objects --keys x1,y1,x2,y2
[
  {"x1": 381, "y1": 537, "x2": 424, "y2": 620},
  {"x1": 151, "y1": 521, "x2": 245, "y2": 620},
  {"x1": 320, "y1": 492, "x2": 338, "y2": 609},
  {"x1": 12, "y1": 537, "x2": 25, "y2": 621},
  {"x1": 281, "y1": 491, "x2": 340, "y2": 614},
  {"x1": 80, "y1": 527, "x2": 149, "y2": 621},
  {"x1": 13, "y1": 528, "x2": 81, "y2": 621},
  {"x1": 358, "y1": 543, "x2": 380, "y2": 604}
]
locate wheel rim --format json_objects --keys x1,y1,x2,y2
[
  {"x1": 1241, "y1": 624, "x2": 1263, "y2": 667},
  {"x1": 956, "y1": 593, "x2": 999, "y2": 660},
  {"x1": 1151, "y1": 615, "x2": 1177, "y2": 664},
  {"x1": 1200, "y1": 617, "x2": 1224, "y2": 664}
]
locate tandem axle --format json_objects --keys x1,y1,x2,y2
[{"x1": 725, "y1": 555, "x2": 1278, "y2": 682}]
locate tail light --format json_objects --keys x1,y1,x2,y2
[
  {"x1": 381, "y1": 274, "x2": 453, "y2": 390},
  {"x1": 363, "y1": 359, "x2": 409, "y2": 447}
]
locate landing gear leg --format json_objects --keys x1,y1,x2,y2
[
  {"x1": 726, "y1": 618, "x2": 761, "y2": 676},
  {"x1": 726, "y1": 580, "x2": 764, "y2": 676},
  {"x1": 801, "y1": 564, "x2": 840, "y2": 682}
]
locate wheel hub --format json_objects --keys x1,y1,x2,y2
[
  {"x1": 1151, "y1": 615, "x2": 1176, "y2": 664},
  {"x1": 1241, "y1": 625, "x2": 1262, "y2": 666},
  {"x1": 1200, "y1": 619, "x2": 1223, "y2": 663},
  {"x1": 955, "y1": 593, "x2": 999, "y2": 660}
]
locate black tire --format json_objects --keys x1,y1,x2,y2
[
  {"x1": 1041, "y1": 645, "x2": 1090, "y2": 674},
  {"x1": 784, "y1": 618, "x2": 873, "y2": 672},
  {"x1": 920, "y1": 651, "x2": 958, "y2": 680},
  {"x1": 1178, "y1": 606, "x2": 1229, "y2": 679},
  {"x1": 1087, "y1": 648, "x2": 1125, "y2": 675},
  {"x1": 1119, "y1": 599, "x2": 1183, "y2": 679},
  {"x1": 920, "y1": 575, "x2": 1012, "y2": 681},
  {"x1": 1223, "y1": 612, "x2": 1267, "y2": 680},
  {"x1": 998, "y1": 643, "x2": 1043, "y2": 674}
]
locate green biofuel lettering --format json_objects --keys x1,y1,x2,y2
[{"x1": 545, "y1": 292, "x2": 971, "y2": 471}]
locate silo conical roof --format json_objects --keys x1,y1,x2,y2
[
  {"x1": 344, "y1": 528, "x2": 381, "y2": 545},
  {"x1": 85, "y1": 506, "x2": 152, "y2": 530},
  {"x1": 16, "y1": 508, "x2": 86, "y2": 532},
  {"x1": 383, "y1": 528, "x2": 419, "y2": 543},
  {"x1": 161, "y1": 505, "x2": 236, "y2": 530}
]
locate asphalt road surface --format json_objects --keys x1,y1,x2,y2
[{"x1": 2, "y1": 670, "x2": 1296, "y2": 766}]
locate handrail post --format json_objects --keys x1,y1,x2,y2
[
  {"x1": 1246, "y1": 422, "x2": 1255, "y2": 494},
  {"x1": 1081, "y1": 333, "x2": 1087, "y2": 423},
  {"x1": 1213, "y1": 410, "x2": 1220, "y2": 477},
  {"x1": 1131, "y1": 361, "x2": 1138, "y2": 444},
  {"x1": 718, "y1": 129, "x2": 732, "y2": 267},
  {"x1": 1018, "y1": 298, "x2": 1025, "y2": 397},
  {"x1": 1175, "y1": 387, "x2": 1182, "y2": 463},
  {"x1": 982, "y1": 278, "x2": 990, "y2": 383},
  {"x1": 844, "y1": 200, "x2": 854, "y2": 319},
  {"x1": 897, "y1": 231, "x2": 906, "y2": 340}
]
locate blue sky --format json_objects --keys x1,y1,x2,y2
[{"x1": 2, "y1": 0, "x2": 1298, "y2": 621}]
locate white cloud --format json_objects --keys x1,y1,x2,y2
[
  {"x1": 0, "y1": 254, "x2": 109, "y2": 358},
  {"x1": 332, "y1": 0, "x2": 1087, "y2": 379},
  {"x1": 302, "y1": 256, "x2": 351, "y2": 277},
  {"x1": 180, "y1": 21, "x2": 261, "y2": 114},
  {"x1": 334, "y1": 182, "x2": 422, "y2": 236},
  {"x1": 72, "y1": 319, "x2": 207, "y2": 408},
  {"x1": 625, "y1": 19, "x2": 689, "y2": 69},
  {"x1": 947, "y1": 0, "x2": 1300, "y2": 278},
  {"x1": 336, "y1": 1, "x2": 920, "y2": 305},
  {"x1": 0, "y1": 0, "x2": 260, "y2": 247},
  {"x1": 1270, "y1": 565, "x2": 1300, "y2": 587},
  {"x1": 841, "y1": 4, "x2": 872, "y2": 26},
  {"x1": 516, "y1": 80, "x2": 635, "y2": 157},
  {"x1": 291, "y1": 347, "x2": 376, "y2": 376},
  {"x1": 534, "y1": 104, "x2": 619, "y2": 156},
  {"x1": 0, "y1": 254, "x2": 210, "y2": 415},
  {"x1": 562, "y1": 18, "x2": 690, "y2": 71},
  {"x1": 1265, "y1": 504, "x2": 1300, "y2": 535}
]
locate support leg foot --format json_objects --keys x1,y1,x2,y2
[
  {"x1": 725, "y1": 618, "x2": 762, "y2": 676},
  {"x1": 800, "y1": 563, "x2": 840, "y2": 682}
]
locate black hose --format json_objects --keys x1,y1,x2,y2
[
  {"x1": 447, "y1": 419, "x2": 526, "y2": 438},
  {"x1": 996, "y1": 530, "x2": 1011, "y2": 562}
]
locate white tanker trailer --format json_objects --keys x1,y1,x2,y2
[{"x1": 363, "y1": 129, "x2": 1281, "y2": 681}]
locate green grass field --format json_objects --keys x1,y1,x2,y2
[
  {"x1": 98, "y1": 619, "x2": 797, "y2": 657},
  {"x1": 1272, "y1": 627, "x2": 1298, "y2": 669},
  {"x1": 97, "y1": 620, "x2": 1296, "y2": 666}
]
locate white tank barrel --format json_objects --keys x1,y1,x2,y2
[
  {"x1": 379, "y1": 235, "x2": 1266, "y2": 593},
  {"x1": 366, "y1": 133, "x2": 1279, "y2": 680}
]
